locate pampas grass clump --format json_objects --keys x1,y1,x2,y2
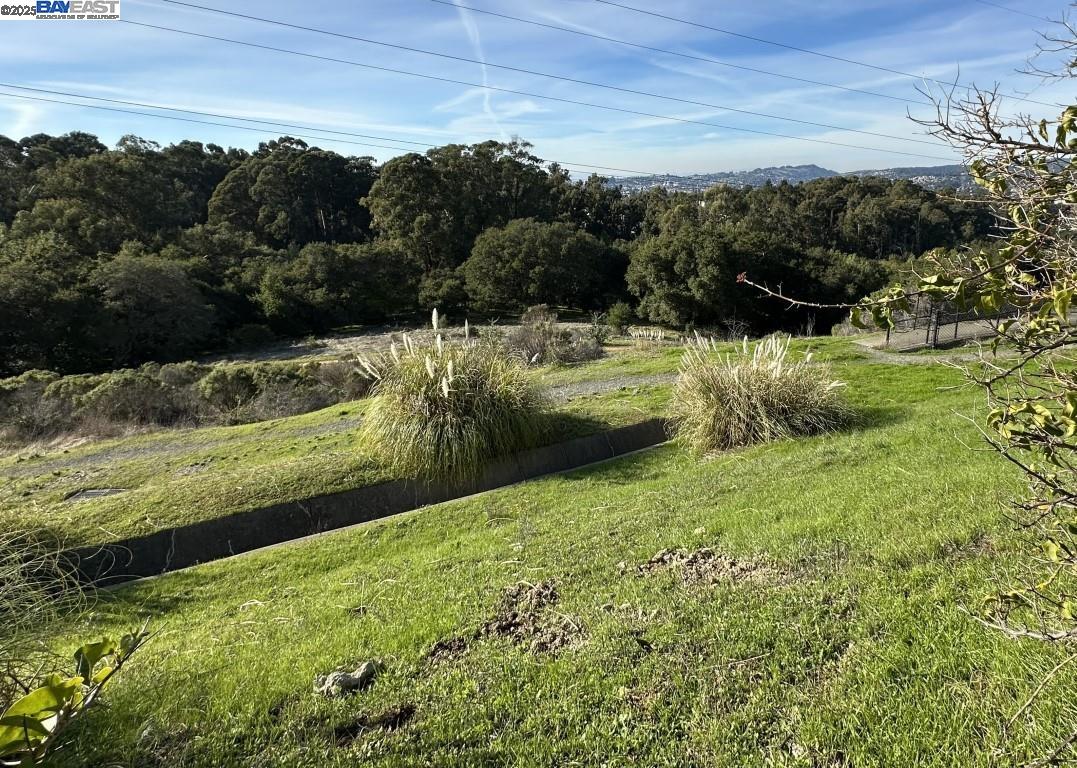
[
  {"x1": 358, "y1": 311, "x2": 549, "y2": 483},
  {"x1": 671, "y1": 334, "x2": 850, "y2": 454}
]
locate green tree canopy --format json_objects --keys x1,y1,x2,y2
[{"x1": 463, "y1": 218, "x2": 612, "y2": 311}]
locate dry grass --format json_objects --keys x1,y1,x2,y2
[
  {"x1": 671, "y1": 334, "x2": 851, "y2": 454},
  {"x1": 358, "y1": 311, "x2": 550, "y2": 483},
  {"x1": 0, "y1": 530, "x2": 82, "y2": 712}
]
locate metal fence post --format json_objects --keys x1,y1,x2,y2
[{"x1": 931, "y1": 311, "x2": 941, "y2": 348}]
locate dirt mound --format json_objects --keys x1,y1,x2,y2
[
  {"x1": 636, "y1": 547, "x2": 777, "y2": 586},
  {"x1": 480, "y1": 579, "x2": 583, "y2": 654},
  {"x1": 334, "y1": 704, "x2": 416, "y2": 746},
  {"x1": 427, "y1": 635, "x2": 470, "y2": 662},
  {"x1": 429, "y1": 580, "x2": 584, "y2": 659}
]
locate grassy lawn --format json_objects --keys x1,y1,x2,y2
[
  {"x1": 0, "y1": 382, "x2": 669, "y2": 548},
  {"x1": 42, "y1": 347, "x2": 1077, "y2": 767}
]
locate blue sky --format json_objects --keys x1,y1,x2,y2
[{"x1": 0, "y1": 0, "x2": 1070, "y2": 175}]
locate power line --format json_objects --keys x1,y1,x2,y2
[
  {"x1": 429, "y1": 0, "x2": 923, "y2": 107},
  {"x1": 149, "y1": 0, "x2": 940, "y2": 148},
  {"x1": 0, "y1": 87, "x2": 664, "y2": 177},
  {"x1": 0, "y1": 90, "x2": 421, "y2": 154},
  {"x1": 592, "y1": 0, "x2": 1064, "y2": 110},
  {"x1": 0, "y1": 83, "x2": 434, "y2": 149},
  {"x1": 969, "y1": 0, "x2": 1052, "y2": 22},
  {"x1": 119, "y1": 19, "x2": 957, "y2": 162}
]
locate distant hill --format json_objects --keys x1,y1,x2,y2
[{"x1": 607, "y1": 163, "x2": 972, "y2": 193}]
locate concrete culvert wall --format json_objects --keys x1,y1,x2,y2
[{"x1": 66, "y1": 418, "x2": 670, "y2": 586}]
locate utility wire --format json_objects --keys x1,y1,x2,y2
[
  {"x1": 592, "y1": 0, "x2": 1064, "y2": 110},
  {"x1": 0, "y1": 87, "x2": 664, "y2": 177},
  {"x1": 429, "y1": 0, "x2": 923, "y2": 106},
  {"x1": 0, "y1": 91, "x2": 421, "y2": 154},
  {"x1": 147, "y1": 0, "x2": 939, "y2": 148},
  {"x1": 969, "y1": 0, "x2": 1052, "y2": 23},
  {"x1": 119, "y1": 19, "x2": 957, "y2": 162},
  {"x1": 0, "y1": 83, "x2": 434, "y2": 149}
]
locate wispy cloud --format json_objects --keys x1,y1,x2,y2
[{"x1": 450, "y1": 0, "x2": 506, "y2": 141}]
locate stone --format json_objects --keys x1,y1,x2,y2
[{"x1": 314, "y1": 661, "x2": 379, "y2": 698}]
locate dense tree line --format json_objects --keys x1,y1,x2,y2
[{"x1": 0, "y1": 132, "x2": 993, "y2": 375}]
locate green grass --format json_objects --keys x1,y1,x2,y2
[
  {"x1": 534, "y1": 343, "x2": 683, "y2": 385},
  {"x1": 39, "y1": 347, "x2": 1077, "y2": 766},
  {"x1": 0, "y1": 355, "x2": 671, "y2": 548}
]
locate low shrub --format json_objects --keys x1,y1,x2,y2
[
  {"x1": 157, "y1": 361, "x2": 211, "y2": 388},
  {"x1": 312, "y1": 359, "x2": 377, "y2": 401},
  {"x1": 671, "y1": 334, "x2": 850, "y2": 453},
  {"x1": 359, "y1": 311, "x2": 549, "y2": 482},
  {"x1": 586, "y1": 312, "x2": 612, "y2": 345},
  {"x1": 75, "y1": 372, "x2": 185, "y2": 425},
  {"x1": 0, "y1": 371, "x2": 67, "y2": 438},
  {"x1": 606, "y1": 301, "x2": 635, "y2": 334},
  {"x1": 505, "y1": 305, "x2": 605, "y2": 365},
  {"x1": 197, "y1": 366, "x2": 259, "y2": 413}
]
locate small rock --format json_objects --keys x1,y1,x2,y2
[
  {"x1": 314, "y1": 661, "x2": 380, "y2": 698},
  {"x1": 693, "y1": 526, "x2": 706, "y2": 536}
]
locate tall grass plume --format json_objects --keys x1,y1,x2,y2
[
  {"x1": 358, "y1": 310, "x2": 549, "y2": 483},
  {"x1": 671, "y1": 334, "x2": 850, "y2": 454}
]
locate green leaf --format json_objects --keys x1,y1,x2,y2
[
  {"x1": 1054, "y1": 288, "x2": 1072, "y2": 322},
  {"x1": 74, "y1": 639, "x2": 117, "y2": 682},
  {"x1": 1, "y1": 678, "x2": 81, "y2": 720},
  {"x1": 0, "y1": 715, "x2": 51, "y2": 758}
]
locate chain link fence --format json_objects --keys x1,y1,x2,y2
[{"x1": 884, "y1": 298, "x2": 1018, "y2": 351}]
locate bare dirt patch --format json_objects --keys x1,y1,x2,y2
[
  {"x1": 633, "y1": 547, "x2": 780, "y2": 586},
  {"x1": 428, "y1": 579, "x2": 585, "y2": 660},
  {"x1": 480, "y1": 579, "x2": 584, "y2": 654},
  {"x1": 427, "y1": 635, "x2": 470, "y2": 662},
  {"x1": 334, "y1": 704, "x2": 416, "y2": 746}
]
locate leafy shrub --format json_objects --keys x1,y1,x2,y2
[
  {"x1": 0, "y1": 371, "x2": 65, "y2": 439},
  {"x1": 520, "y1": 304, "x2": 556, "y2": 327},
  {"x1": 312, "y1": 359, "x2": 376, "y2": 401},
  {"x1": 671, "y1": 334, "x2": 850, "y2": 453},
  {"x1": 359, "y1": 311, "x2": 549, "y2": 482},
  {"x1": 586, "y1": 312, "x2": 612, "y2": 345},
  {"x1": 75, "y1": 372, "x2": 184, "y2": 425},
  {"x1": 606, "y1": 301, "x2": 635, "y2": 334},
  {"x1": 505, "y1": 305, "x2": 604, "y2": 365},
  {"x1": 197, "y1": 366, "x2": 259, "y2": 413},
  {"x1": 243, "y1": 364, "x2": 332, "y2": 421},
  {"x1": 157, "y1": 361, "x2": 211, "y2": 388},
  {"x1": 0, "y1": 532, "x2": 146, "y2": 764}
]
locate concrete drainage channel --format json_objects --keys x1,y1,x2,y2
[{"x1": 65, "y1": 418, "x2": 671, "y2": 587}]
